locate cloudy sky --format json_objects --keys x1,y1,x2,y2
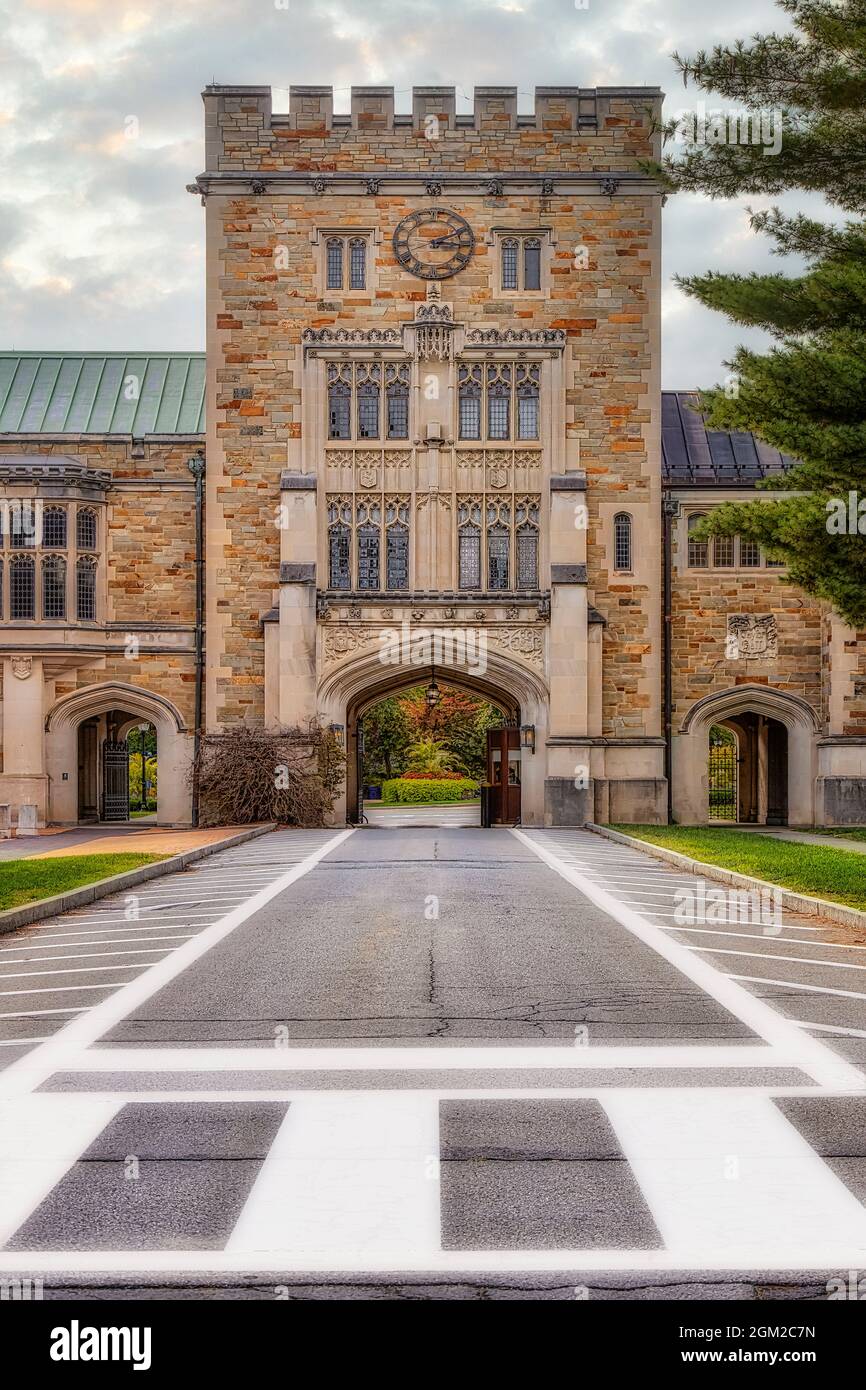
[{"x1": 0, "y1": 0, "x2": 810, "y2": 387}]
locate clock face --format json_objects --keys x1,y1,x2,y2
[{"x1": 392, "y1": 208, "x2": 474, "y2": 280}]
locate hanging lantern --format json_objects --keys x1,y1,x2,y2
[{"x1": 425, "y1": 667, "x2": 440, "y2": 709}]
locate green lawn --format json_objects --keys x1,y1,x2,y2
[
  {"x1": 809, "y1": 828, "x2": 866, "y2": 845},
  {"x1": 0, "y1": 854, "x2": 169, "y2": 912},
  {"x1": 609, "y1": 825, "x2": 866, "y2": 912}
]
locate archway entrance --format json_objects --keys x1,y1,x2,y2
[
  {"x1": 709, "y1": 713, "x2": 788, "y2": 825},
  {"x1": 75, "y1": 710, "x2": 159, "y2": 824},
  {"x1": 351, "y1": 674, "x2": 515, "y2": 827}
]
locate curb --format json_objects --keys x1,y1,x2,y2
[
  {"x1": 587, "y1": 823, "x2": 866, "y2": 931},
  {"x1": 0, "y1": 824, "x2": 277, "y2": 936}
]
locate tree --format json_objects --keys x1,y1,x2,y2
[
  {"x1": 361, "y1": 696, "x2": 412, "y2": 782},
  {"x1": 404, "y1": 736, "x2": 465, "y2": 776},
  {"x1": 655, "y1": 0, "x2": 866, "y2": 626}
]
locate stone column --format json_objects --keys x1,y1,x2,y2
[
  {"x1": 0, "y1": 655, "x2": 49, "y2": 827},
  {"x1": 274, "y1": 473, "x2": 319, "y2": 730}
]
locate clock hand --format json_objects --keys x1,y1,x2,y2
[{"x1": 429, "y1": 235, "x2": 462, "y2": 248}]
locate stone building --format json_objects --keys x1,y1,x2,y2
[{"x1": 0, "y1": 83, "x2": 863, "y2": 829}]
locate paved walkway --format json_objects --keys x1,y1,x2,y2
[
  {"x1": 362, "y1": 803, "x2": 480, "y2": 828},
  {"x1": 743, "y1": 827, "x2": 866, "y2": 855},
  {"x1": 0, "y1": 825, "x2": 263, "y2": 862},
  {"x1": 1, "y1": 824, "x2": 865, "y2": 1297}
]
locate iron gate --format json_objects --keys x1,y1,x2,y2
[
  {"x1": 708, "y1": 729, "x2": 737, "y2": 821},
  {"x1": 102, "y1": 741, "x2": 130, "y2": 822}
]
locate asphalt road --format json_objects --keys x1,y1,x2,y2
[{"x1": 1, "y1": 824, "x2": 866, "y2": 1300}]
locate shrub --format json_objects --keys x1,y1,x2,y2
[
  {"x1": 399, "y1": 770, "x2": 465, "y2": 781},
  {"x1": 193, "y1": 723, "x2": 345, "y2": 827},
  {"x1": 381, "y1": 776, "x2": 478, "y2": 804}
]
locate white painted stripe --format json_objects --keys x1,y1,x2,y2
[
  {"x1": 61, "y1": 1044, "x2": 786, "y2": 1073},
  {"x1": 0, "y1": 962, "x2": 164, "y2": 980},
  {"x1": 0, "y1": 984, "x2": 124, "y2": 998},
  {"x1": 0, "y1": 827, "x2": 354, "y2": 1102},
  {"x1": 602, "y1": 1090, "x2": 866, "y2": 1260},
  {"x1": 731, "y1": 974, "x2": 866, "y2": 1002},
  {"x1": 0, "y1": 1007, "x2": 87, "y2": 1020},
  {"x1": 688, "y1": 946, "x2": 866, "y2": 971},
  {"x1": 796, "y1": 1021, "x2": 866, "y2": 1039},
  {"x1": 227, "y1": 1095, "x2": 440, "y2": 1260},
  {"x1": 0, "y1": 1095, "x2": 122, "y2": 1246},
  {"x1": 0, "y1": 936, "x2": 195, "y2": 953},
  {"x1": 0, "y1": 1037, "x2": 50, "y2": 1047},
  {"x1": 0, "y1": 949, "x2": 174, "y2": 966},
  {"x1": 663, "y1": 925, "x2": 825, "y2": 940},
  {"x1": 513, "y1": 829, "x2": 865, "y2": 1091}
]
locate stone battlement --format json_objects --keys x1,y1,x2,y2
[{"x1": 201, "y1": 84, "x2": 663, "y2": 175}]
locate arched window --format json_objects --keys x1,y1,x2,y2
[
  {"x1": 10, "y1": 502, "x2": 36, "y2": 548},
  {"x1": 327, "y1": 498, "x2": 351, "y2": 590},
  {"x1": 76, "y1": 508, "x2": 97, "y2": 551},
  {"x1": 327, "y1": 364, "x2": 351, "y2": 440},
  {"x1": 687, "y1": 513, "x2": 708, "y2": 568},
  {"x1": 42, "y1": 554, "x2": 66, "y2": 620},
  {"x1": 501, "y1": 238, "x2": 519, "y2": 291},
  {"x1": 385, "y1": 363, "x2": 409, "y2": 440},
  {"x1": 42, "y1": 505, "x2": 67, "y2": 549},
  {"x1": 458, "y1": 498, "x2": 482, "y2": 590},
  {"x1": 517, "y1": 363, "x2": 540, "y2": 440},
  {"x1": 458, "y1": 364, "x2": 482, "y2": 440},
  {"x1": 76, "y1": 555, "x2": 97, "y2": 620},
  {"x1": 385, "y1": 498, "x2": 409, "y2": 591},
  {"x1": 326, "y1": 237, "x2": 343, "y2": 290},
  {"x1": 348, "y1": 238, "x2": 367, "y2": 290},
  {"x1": 356, "y1": 363, "x2": 380, "y2": 440},
  {"x1": 516, "y1": 498, "x2": 540, "y2": 589},
  {"x1": 356, "y1": 500, "x2": 381, "y2": 591},
  {"x1": 487, "y1": 501, "x2": 510, "y2": 590},
  {"x1": 486, "y1": 364, "x2": 511, "y2": 440},
  {"x1": 613, "y1": 512, "x2": 632, "y2": 572},
  {"x1": 10, "y1": 554, "x2": 35, "y2": 619},
  {"x1": 523, "y1": 237, "x2": 541, "y2": 291}
]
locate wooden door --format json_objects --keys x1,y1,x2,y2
[{"x1": 486, "y1": 726, "x2": 521, "y2": 824}]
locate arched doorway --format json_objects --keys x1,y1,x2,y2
[
  {"x1": 46, "y1": 682, "x2": 191, "y2": 827},
  {"x1": 674, "y1": 685, "x2": 817, "y2": 827},
  {"x1": 316, "y1": 644, "x2": 548, "y2": 827}
]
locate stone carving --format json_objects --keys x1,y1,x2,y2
[
  {"x1": 727, "y1": 614, "x2": 779, "y2": 660},
  {"x1": 348, "y1": 604, "x2": 362, "y2": 620},
  {"x1": 11, "y1": 657, "x2": 32, "y2": 680},
  {"x1": 600, "y1": 177, "x2": 620, "y2": 197},
  {"x1": 443, "y1": 607, "x2": 456, "y2": 619},
  {"x1": 486, "y1": 178, "x2": 504, "y2": 197},
  {"x1": 358, "y1": 467, "x2": 379, "y2": 489},
  {"x1": 506, "y1": 606, "x2": 519, "y2": 620},
  {"x1": 488, "y1": 467, "x2": 509, "y2": 489},
  {"x1": 466, "y1": 327, "x2": 566, "y2": 346},
  {"x1": 322, "y1": 621, "x2": 545, "y2": 670},
  {"x1": 540, "y1": 179, "x2": 555, "y2": 197},
  {"x1": 323, "y1": 626, "x2": 370, "y2": 663},
  {"x1": 425, "y1": 181, "x2": 443, "y2": 197},
  {"x1": 380, "y1": 608, "x2": 394, "y2": 620},
  {"x1": 489, "y1": 625, "x2": 545, "y2": 665},
  {"x1": 250, "y1": 179, "x2": 267, "y2": 195},
  {"x1": 303, "y1": 327, "x2": 401, "y2": 346},
  {"x1": 411, "y1": 610, "x2": 426, "y2": 622},
  {"x1": 474, "y1": 610, "x2": 486, "y2": 621},
  {"x1": 365, "y1": 178, "x2": 381, "y2": 195}
]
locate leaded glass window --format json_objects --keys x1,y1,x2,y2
[
  {"x1": 349, "y1": 238, "x2": 366, "y2": 290},
  {"x1": 517, "y1": 363, "x2": 540, "y2": 440},
  {"x1": 42, "y1": 554, "x2": 66, "y2": 620},
  {"x1": 357, "y1": 363, "x2": 380, "y2": 440},
  {"x1": 739, "y1": 537, "x2": 761, "y2": 567},
  {"x1": 458, "y1": 498, "x2": 482, "y2": 590},
  {"x1": 77, "y1": 508, "x2": 97, "y2": 551},
  {"x1": 713, "y1": 534, "x2": 735, "y2": 568},
  {"x1": 487, "y1": 501, "x2": 511, "y2": 590},
  {"x1": 356, "y1": 500, "x2": 381, "y2": 590},
  {"x1": 10, "y1": 554, "x2": 35, "y2": 619},
  {"x1": 326, "y1": 238, "x2": 343, "y2": 290},
  {"x1": 501, "y1": 238, "x2": 519, "y2": 291},
  {"x1": 487, "y1": 365, "x2": 511, "y2": 440},
  {"x1": 523, "y1": 237, "x2": 541, "y2": 290},
  {"x1": 76, "y1": 555, "x2": 97, "y2": 620},
  {"x1": 516, "y1": 498, "x2": 540, "y2": 589},
  {"x1": 687, "y1": 513, "x2": 708, "y2": 568},
  {"x1": 327, "y1": 498, "x2": 352, "y2": 590},
  {"x1": 43, "y1": 506, "x2": 67, "y2": 549},
  {"x1": 10, "y1": 502, "x2": 36, "y2": 548},
  {"x1": 458, "y1": 363, "x2": 482, "y2": 440},
  {"x1": 386, "y1": 363, "x2": 409, "y2": 440},
  {"x1": 384, "y1": 498, "x2": 409, "y2": 591},
  {"x1": 327, "y1": 364, "x2": 352, "y2": 440},
  {"x1": 613, "y1": 512, "x2": 632, "y2": 572}
]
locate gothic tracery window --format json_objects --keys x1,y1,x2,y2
[
  {"x1": 516, "y1": 363, "x2": 540, "y2": 440},
  {"x1": 613, "y1": 512, "x2": 632, "y2": 572},
  {"x1": 76, "y1": 555, "x2": 97, "y2": 621},
  {"x1": 516, "y1": 498, "x2": 540, "y2": 589},
  {"x1": 356, "y1": 499, "x2": 381, "y2": 590},
  {"x1": 487, "y1": 500, "x2": 511, "y2": 589},
  {"x1": 458, "y1": 364, "x2": 482, "y2": 440},
  {"x1": 327, "y1": 363, "x2": 352, "y2": 440},
  {"x1": 486, "y1": 364, "x2": 511, "y2": 441},
  {"x1": 385, "y1": 497, "x2": 410, "y2": 591},
  {"x1": 10, "y1": 553, "x2": 35, "y2": 619},
  {"x1": 42, "y1": 554, "x2": 66, "y2": 620},
  {"x1": 325, "y1": 235, "x2": 368, "y2": 291},
  {"x1": 385, "y1": 363, "x2": 409, "y2": 440},
  {"x1": 327, "y1": 498, "x2": 352, "y2": 590},
  {"x1": 356, "y1": 363, "x2": 381, "y2": 440},
  {"x1": 499, "y1": 233, "x2": 545, "y2": 292},
  {"x1": 76, "y1": 507, "x2": 97, "y2": 552},
  {"x1": 458, "y1": 498, "x2": 482, "y2": 590}
]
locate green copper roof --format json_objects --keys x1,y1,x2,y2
[{"x1": 0, "y1": 353, "x2": 206, "y2": 435}]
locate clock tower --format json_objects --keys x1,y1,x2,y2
[{"x1": 194, "y1": 83, "x2": 667, "y2": 826}]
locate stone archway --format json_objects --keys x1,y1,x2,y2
[
  {"x1": 673, "y1": 684, "x2": 819, "y2": 827},
  {"x1": 317, "y1": 643, "x2": 549, "y2": 826},
  {"x1": 45, "y1": 681, "x2": 191, "y2": 827}
]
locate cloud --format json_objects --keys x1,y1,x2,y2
[{"x1": 1, "y1": 0, "x2": 809, "y2": 385}]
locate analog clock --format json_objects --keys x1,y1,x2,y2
[{"x1": 392, "y1": 207, "x2": 474, "y2": 280}]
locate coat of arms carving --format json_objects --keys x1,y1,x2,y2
[
  {"x1": 11, "y1": 657, "x2": 32, "y2": 680},
  {"x1": 726, "y1": 614, "x2": 778, "y2": 660}
]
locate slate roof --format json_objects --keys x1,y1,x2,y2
[
  {"x1": 662, "y1": 391, "x2": 797, "y2": 486},
  {"x1": 0, "y1": 353, "x2": 206, "y2": 436}
]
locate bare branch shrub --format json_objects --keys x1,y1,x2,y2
[{"x1": 193, "y1": 723, "x2": 345, "y2": 827}]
